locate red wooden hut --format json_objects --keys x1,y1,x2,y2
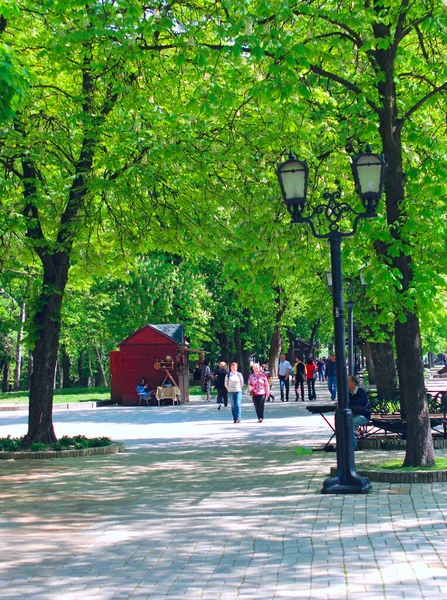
[{"x1": 110, "y1": 324, "x2": 190, "y2": 406}]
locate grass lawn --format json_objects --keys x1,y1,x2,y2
[
  {"x1": 0, "y1": 384, "x2": 216, "y2": 405},
  {"x1": 0, "y1": 387, "x2": 111, "y2": 405},
  {"x1": 361, "y1": 457, "x2": 447, "y2": 471}
]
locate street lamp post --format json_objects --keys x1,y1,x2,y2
[{"x1": 276, "y1": 146, "x2": 386, "y2": 494}]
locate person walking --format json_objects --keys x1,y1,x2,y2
[
  {"x1": 305, "y1": 358, "x2": 317, "y2": 401},
  {"x1": 326, "y1": 354, "x2": 337, "y2": 401},
  {"x1": 294, "y1": 357, "x2": 306, "y2": 401},
  {"x1": 214, "y1": 361, "x2": 228, "y2": 410},
  {"x1": 201, "y1": 360, "x2": 211, "y2": 402},
  {"x1": 316, "y1": 357, "x2": 325, "y2": 382},
  {"x1": 262, "y1": 364, "x2": 274, "y2": 401},
  {"x1": 248, "y1": 363, "x2": 270, "y2": 423},
  {"x1": 278, "y1": 354, "x2": 292, "y2": 402},
  {"x1": 225, "y1": 362, "x2": 244, "y2": 423}
]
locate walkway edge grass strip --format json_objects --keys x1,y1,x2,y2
[{"x1": 0, "y1": 442, "x2": 125, "y2": 460}]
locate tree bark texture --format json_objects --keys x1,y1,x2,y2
[
  {"x1": 2, "y1": 360, "x2": 10, "y2": 392},
  {"x1": 269, "y1": 325, "x2": 282, "y2": 378},
  {"x1": 216, "y1": 332, "x2": 230, "y2": 366},
  {"x1": 233, "y1": 327, "x2": 243, "y2": 371},
  {"x1": 61, "y1": 346, "x2": 72, "y2": 388},
  {"x1": 306, "y1": 319, "x2": 321, "y2": 360},
  {"x1": 13, "y1": 300, "x2": 25, "y2": 391},
  {"x1": 373, "y1": 19, "x2": 434, "y2": 466},
  {"x1": 95, "y1": 346, "x2": 108, "y2": 387},
  {"x1": 241, "y1": 311, "x2": 251, "y2": 382},
  {"x1": 287, "y1": 329, "x2": 295, "y2": 365},
  {"x1": 22, "y1": 252, "x2": 70, "y2": 445},
  {"x1": 369, "y1": 339, "x2": 398, "y2": 395},
  {"x1": 362, "y1": 343, "x2": 376, "y2": 386}
]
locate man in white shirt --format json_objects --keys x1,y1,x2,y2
[{"x1": 278, "y1": 354, "x2": 292, "y2": 402}]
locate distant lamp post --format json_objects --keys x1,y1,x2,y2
[
  {"x1": 277, "y1": 146, "x2": 386, "y2": 495},
  {"x1": 0, "y1": 288, "x2": 26, "y2": 392},
  {"x1": 325, "y1": 269, "x2": 367, "y2": 376}
]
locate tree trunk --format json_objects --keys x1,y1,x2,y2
[
  {"x1": 241, "y1": 311, "x2": 251, "y2": 382},
  {"x1": 287, "y1": 329, "x2": 295, "y2": 364},
  {"x1": 61, "y1": 346, "x2": 72, "y2": 388},
  {"x1": 373, "y1": 24, "x2": 434, "y2": 466},
  {"x1": 216, "y1": 332, "x2": 230, "y2": 366},
  {"x1": 27, "y1": 350, "x2": 33, "y2": 390},
  {"x1": 13, "y1": 300, "x2": 25, "y2": 391},
  {"x1": 269, "y1": 325, "x2": 282, "y2": 378},
  {"x1": 95, "y1": 346, "x2": 108, "y2": 387},
  {"x1": 369, "y1": 339, "x2": 398, "y2": 395},
  {"x1": 22, "y1": 253, "x2": 70, "y2": 446},
  {"x1": 77, "y1": 353, "x2": 89, "y2": 387},
  {"x1": 57, "y1": 358, "x2": 63, "y2": 389},
  {"x1": 307, "y1": 319, "x2": 321, "y2": 360},
  {"x1": 363, "y1": 343, "x2": 376, "y2": 386},
  {"x1": 2, "y1": 360, "x2": 10, "y2": 392},
  {"x1": 233, "y1": 327, "x2": 243, "y2": 370}
]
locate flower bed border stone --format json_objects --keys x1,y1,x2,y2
[
  {"x1": 0, "y1": 442, "x2": 125, "y2": 460},
  {"x1": 330, "y1": 465, "x2": 447, "y2": 483}
]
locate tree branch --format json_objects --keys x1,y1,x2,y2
[
  {"x1": 403, "y1": 81, "x2": 447, "y2": 121},
  {"x1": 308, "y1": 64, "x2": 379, "y2": 114}
]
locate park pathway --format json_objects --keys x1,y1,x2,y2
[{"x1": 1, "y1": 380, "x2": 447, "y2": 599}]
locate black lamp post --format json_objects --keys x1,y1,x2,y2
[
  {"x1": 277, "y1": 146, "x2": 386, "y2": 494},
  {"x1": 325, "y1": 269, "x2": 367, "y2": 376}
]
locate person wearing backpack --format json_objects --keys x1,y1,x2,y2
[{"x1": 225, "y1": 362, "x2": 244, "y2": 423}]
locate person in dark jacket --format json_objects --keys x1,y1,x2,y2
[
  {"x1": 294, "y1": 357, "x2": 306, "y2": 401},
  {"x1": 326, "y1": 354, "x2": 337, "y2": 400},
  {"x1": 214, "y1": 362, "x2": 228, "y2": 410},
  {"x1": 348, "y1": 375, "x2": 371, "y2": 449}
]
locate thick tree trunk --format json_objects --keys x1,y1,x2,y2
[
  {"x1": 269, "y1": 325, "x2": 282, "y2": 378},
  {"x1": 373, "y1": 25, "x2": 434, "y2": 466},
  {"x1": 363, "y1": 343, "x2": 376, "y2": 386},
  {"x1": 369, "y1": 339, "x2": 398, "y2": 395},
  {"x1": 396, "y1": 311, "x2": 434, "y2": 466},
  {"x1": 27, "y1": 350, "x2": 33, "y2": 390},
  {"x1": 216, "y1": 332, "x2": 230, "y2": 366},
  {"x1": 22, "y1": 253, "x2": 70, "y2": 446}
]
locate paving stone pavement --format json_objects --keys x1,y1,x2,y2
[{"x1": 1, "y1": 380, "x2": 447, "y2": 599}]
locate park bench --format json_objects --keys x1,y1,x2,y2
[{"x1": 358, "y1": 389, "x2": 447, "y2": 440}]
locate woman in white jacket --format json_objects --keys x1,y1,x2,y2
[{"x1": 225, "y1": 362, "x2": 244, "y2": 423}]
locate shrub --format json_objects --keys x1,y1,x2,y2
[
  {"x1": 0, "y1": 436, "x2": 21, "y2": 452},
  {"x1": 0, "y1": 435, "x2": 112, "y2": 452}
]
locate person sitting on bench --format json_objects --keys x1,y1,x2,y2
[{"x1": 348, "y1": 375, "x2": 371, "y2": 450}]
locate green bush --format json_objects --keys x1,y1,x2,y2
[
  {"x1": 0, "y1": 436, "x2": 21, "y2": 451},
  {"x1": 0, "y1": 435, "x2": 112, "y2": 452},
  {"x1": 29, "y1": 442, "x2": 50, "y2": 452}
]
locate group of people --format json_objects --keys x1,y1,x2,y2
[
  {"x1": 207, "y1": 361, "x2": 270, "y2": 424},
  {"x1": 278, "y1": 354, "x2": 337, "y2": 403}
]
